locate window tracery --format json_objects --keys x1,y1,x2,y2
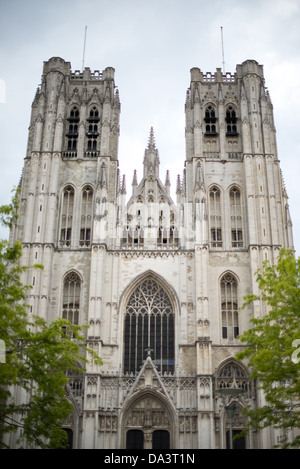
[
  {"x1": 216, "y1": 362, "x2": 250, "y2": 393},
  {"x1": 66, "y1": 106, "x2": 79, "y2": 151},
  {"x1": 124, "y1": 278, "x2": 174, "y2": 374},
  {"x1": 230, "y1": 187, "x2": 243, "y2": 248},
  {"x1": 220, "y1": 273, "x2": 239, "y2": 340},
  {"x1": 86, "y1": 106, "x2": 99, "y2": 153},
  {"x1": 59, "y1": 185, "x2": 75, "y2": 247},
  {"x1": 225, "y1": 106, "x2": 238, "y2": 135},
  {"x1": 62, "y1": 272, "x2": 81, "y2": 326},
  {"x1": 80, "y1": 185, "x2": 93, "y2": 246},
  {"x1": 209, "y1": 186, "x2": 222, "y2": 247},
  {"x1": 205, "y1": 105, "x2": 217, "y2": 135}
]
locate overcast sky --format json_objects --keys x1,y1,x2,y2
[{"x1": 0, "y1": 0, "x2": 299, "y2": 254}]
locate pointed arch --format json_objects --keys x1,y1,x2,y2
[
  {"x1": 204, "y1": 104, "x2": 218, "y2": 135},
  {"x1": 59, "y1": 184, "x2": 76, "y2": 247},
  {"x1": 220, "y1": 272, "x2": 239, "y2": 340},
  {"x1": 79, "y1": 184, "x2": 94, "y2": 246},
  {"x1": 62, "y1": 270, "x2": 82, "y2": 326},
  {"x1": 208, "y1": 185, "x2": 223, "y2": 248},
  {"x1": 121, "y1": 388, "x2": 176, "y2": 449},
  {"x1": 228, "y1": 185, "x2": 244, "y2": 248},
  {"x1": 66, "y1": 106, "x2": 79, "y2": 152},
  {"x1": 86, "y1": 106, "x2": 100, "y2": 152},
  {"x1": 225, "y1": 104, "x2": 238, "y2": 135},
  {"x1": 215, "y1": 358, "x2": 250, "y2": 388},
  {"x1": 121, "y1": 271, "x2": 178, "y2": 375}
]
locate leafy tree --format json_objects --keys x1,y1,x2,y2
[
  {"x1": 0, "y1": 190, "x2": 102, "y2": 448},
  {"x1": 237, "y1": 248, "x2": 300, "y2": 448}
]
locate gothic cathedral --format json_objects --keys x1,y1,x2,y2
[{"x1": 10, "y1": 57, "x2": 294, "y2": 449}]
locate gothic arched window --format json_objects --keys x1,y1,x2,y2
[
  {"x1": 59, "y1": 185, "x2": 75, "y2": 247},
  {"x1": 66, "y1": 107, "x2": 79, "y2": 151},
  {"x1": 86, "y1": 106, "x2": 99, "y2": 152},
  {"x1": 62, "y1": 272, "x2": 81, "y2": 325},
  {"x1": 217, "y1": 362, "x2": 249, "y2": 392},
  {"x1": 221, "y1": 273, "x2": 239, "y2": 340},
  {"x1": 124, "y1": 277, "x2": 174, "y2": 374},
  {"x1": 230, "y1": 187, "x2": 243, "y2": 248},
  {"x1": 209, "y1": 186, "x2": 222, "y2": 247},
  {"x1": 225, "y1": 106, "x2": 238, "y2": 135},
  {"x1": 80, "y1": 185, "x2": 93, "y2": 246},
  {"x1": 205, "y1": 105, "x2": 217, "y2": 135}
]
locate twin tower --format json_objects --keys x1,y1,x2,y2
[{"x1": 10, "y1": 57, "x2": 294, "y2": 449}]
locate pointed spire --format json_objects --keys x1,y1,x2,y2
[
  {"x1": 164, "y1": 170, "x2": 171, "y2": 196},
  {"x1": 143, "y1": 126, "x2": 160, "y2": 179},
  {"x1": 165, "y1": 170, "x2": 171, "y2": 187},
  {"x1": 132, "y1": 169, "x2": 138, "y2": 196},
  {"x1": 148, "y1": 126, "x2": 156, "y2": 150},
  {"x1": 116, "y1": 169, "x2": 121, "y2": 194},
  {"x1": 182, "y1": 169, "x2": 186, "y2": 195},
  {"x1": 147, "y1": 126, "x2": 156, "y2": 150},
  {"x1": 176, "y1": 174, "x2": 182, "y2": 195},
  {"x1": 121, "y1": 174, "x2": 126, "y2": 195},
  {"x1": 132, "y1": 169, "x2": 138, "y2": 187}
]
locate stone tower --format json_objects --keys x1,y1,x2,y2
[{"x1": 9, "y1": 57, "x2": 294, "y2": 449}]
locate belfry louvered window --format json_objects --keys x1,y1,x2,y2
[
  {"x1": 86, "y1": 107, "x2": 99, "y2": 151},
  {"x1": 66, "y1": 107, "x2": 79, "y2": 150},
  {"x1": 225, "y1": 106, "x2": 238, "y2": 135},
  {"x1": 124, "y1": 278, "x2": 174, "y2": 374},
  {"x1": 205, "y1": 105, "x2": 217, "y2": 135}
]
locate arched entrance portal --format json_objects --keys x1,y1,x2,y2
[{"x1": 124, "y1": 394, "x2": 173, "y2": 449}]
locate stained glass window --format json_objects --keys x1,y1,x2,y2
[{"x1": 124, "y1": 278, "x2": 174, "y2": 374}]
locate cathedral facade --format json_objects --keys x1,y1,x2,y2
[{"x1": 10, "y1": 57, "x2": 294, "y2": 449}]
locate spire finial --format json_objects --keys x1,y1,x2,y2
[
  {"x1": 176, "y1": 174, "x2": 182, "y2": 195},
  {"x1": 132, "y1": 169, "x2": 138, "y2": 186},
  {"x1": 121, "y1": 174, "x2": 126, "y2": 195},
  {"x1": 165, "y1": 170, "x2": 171, "y2": 187},
  {"x1": 148, "y1": 126, "x2": 156, "y2": 150}
]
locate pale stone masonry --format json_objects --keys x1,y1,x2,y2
[{"x1": 8, "y1": 57, "x2": 294, "y2": 449}]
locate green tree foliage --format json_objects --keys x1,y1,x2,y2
[
  {"x1": 237, "y1": 248, "x2": 300, "y2": 448},
  {"x1": 0, "y1": 190, "x2": 102, "y2": 448}
]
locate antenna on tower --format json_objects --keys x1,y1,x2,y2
[
  {"x1": 82, "y1": 26, "x2": 87, "y2": 71},
  {"x1": 221, "y1": 26, "x2": 225, "y2": 74}
]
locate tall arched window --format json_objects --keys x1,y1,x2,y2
[
  {"x1": 230, "y1": 187, "x2": 243, "y2": 248},
  {"x1": 80, "y1": 185, "x2": 93, "y2": 246},
  {"x1": 66, "y1": 106, "x2": 79, "y2": 151},
  {"x1": 62, "y1": 272, "x2": 81, "y2": 325},
  {"x1": 225, "y1": 106, "x2": 238, "y2": 135},
  {"x1": 209, "y1": 186, "x2": 222, "y2": 247},
  {"x1": 205, "y1": 105, "x2": 217, "y2": 135},
  {"x1": 86, "y1": 106, "x2": 99, "y2": 152},
  {"x1": 60, "y1": 185, "x2": 75, "y2": 247},
  {"x1": 124, "y1": 277, "x2": 174, "y2": 374},
  {"x1": 220, "y1": 273, "x2": 239, "y2": 340}
]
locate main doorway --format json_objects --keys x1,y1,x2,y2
[
  {"x1": 123, "y1": 394, "x2": 173, "y2": 449},
  {"x1": 126, "y1": 429, "x2": 170, "y2": 449}
]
